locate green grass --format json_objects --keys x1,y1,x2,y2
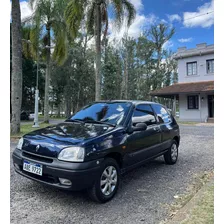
[
  {"x1": 11, "y1": 123, "x2": 51, "y2": 139},
  {"x1": 177, "y1": 121, "x2": 199, "y2": 125},
  {"x1": 38, "y1": 114, "x2": 66, "y2": 120},
  {"x1": 175, "y1": 118, "x2": 199, "y2": 125},
  {"x1": 181, "y1": 183, "x2": 214, "y2": 224},
  {"x1": 164, "y1": 171, "x2": 214, "y2": 222}
]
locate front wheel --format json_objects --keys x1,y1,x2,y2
[
  {"x1": 87, "y1": 158, "x2": 120, "y2": 203},
  {"x1": 164, "y1": 140, "x2": 178, "y2": 165}
]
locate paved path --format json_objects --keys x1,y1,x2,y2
[{"x1": 10, "y1": 124, "x2": 214, "y2": 224}]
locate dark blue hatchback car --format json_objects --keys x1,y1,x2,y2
[{"x1": 13, "y1": 100, "x2": 180, "y2": 203}]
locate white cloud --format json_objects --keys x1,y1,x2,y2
[
  {"x1": 129, "y1": 0, "x2": 144, "y2": 12},
  {"x1": 167, "y1": 14, "x2": 182, "y2": 23},
  {"x1": 10, "y1": 1, "x2": 33, "y2": 21},
  {"x1": 162, "y1": 40, "x2": 174, "y2": 50},
  {"x1": 178, "y1": 37, "x2": 193, "y2": 43},
  {"x1": 109, "y1": 13, "x2": 158, "y2": 40},
  {"x1": 183, "y1": 0, "x2": 214, "y2": 28}
]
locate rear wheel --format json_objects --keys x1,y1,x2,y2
[
  {"x1": 87, "y1": 158, "x2": 120, "y2": 203},
  {"x1": 164, "y1": 140, "x2": 178, "y2": 165}
]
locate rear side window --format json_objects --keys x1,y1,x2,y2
[
  {"x1": 151, "y1": 104, "x2": 171, "y2": 124},
  {"x1": 132, "y1": 104, "x2": 157, "y2": 126}
]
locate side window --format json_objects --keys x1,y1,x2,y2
[
  {"x1": 132, "y1": 104, "x2": 157, "y2": 126},
  {"x1": 187, "y1": 62, "x2": 197, "y2": 76},
  {"x1": 151, "y1": 104, "x2": 171, "y2": 124},
  {"x1": 187, "y1": 95, "x2": 199, "y2": 109}
]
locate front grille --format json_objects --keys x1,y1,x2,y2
[{"x1": 22, "y1": 151, "x2": 53, "y2": 163}]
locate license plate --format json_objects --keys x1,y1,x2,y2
[{"x1": 23, "y1": 160, "x2": 43, "y2": 176}]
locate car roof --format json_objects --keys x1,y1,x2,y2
[{"x1": 93, "y1": 100, "x2": 161, "y2": 106}]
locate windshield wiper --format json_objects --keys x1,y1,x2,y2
[
  {"x1": 64, "y1": 119, "x2": 85, "y2": 124},
  {"x1": 84, "y1": 120, "x2": 116, "y2": 127}
]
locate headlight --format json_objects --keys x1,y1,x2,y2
[
  {"x1": 58, "y1": 147, "x2": 85, "y2": 162},
  {"x1": 17, "y1": 138, "x2": 24, "y2": 150}
]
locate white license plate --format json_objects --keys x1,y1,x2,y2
[{"x1": 23, "y1": 160, "x2": 43, "y2": 176}]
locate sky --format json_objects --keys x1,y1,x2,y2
[{"x1": 18, "y1": 0, "x2": 214, "y2": 52}]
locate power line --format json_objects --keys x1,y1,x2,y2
[
  {"x1": 141, "y1": 11, "x2": 214, "y2": 29},
  {"x1": 182, "y1": 11, "x2": 214, "y2": 22}
]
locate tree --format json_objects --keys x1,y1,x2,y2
[
  {"x1": 102, "y1": 38, "x2": 122, "y2": 100},
  {"x1": 50, "y1": 33, "x2": 95, "y2": 117},
  {"x1": 65, "y1": 0, "x2": 136, "y2": 101},
  {"x1": 11, "y1": 0, "x2": 23, "y2": 134},
  {"x1": 28, "y1": 0, "x2": 68, "y2": 123},
  {"x1": 148, "y1": 23, "x2": 175, "y2": 90}
]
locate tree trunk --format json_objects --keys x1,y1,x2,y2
[
  {"x1": 124, "y1": 57, "x2": 128, "y2": 99},
  {"x1": 44, "y1": 27, "x2": 51, "y2": 123},
  {"x1": 95, "y1": 1, "x2": 102, "y2": 101},
  {"x1": 65, "y1": 97, "x2": 71, "y2": 118},
  {"x1": 57, "y1": 103, "x2": 60, "y2": 117},
  {"x1": 11, "y1": 0, "x2": 22, "y2": 134}
]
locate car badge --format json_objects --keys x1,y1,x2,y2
[{"x1": 36, "y1": 145, "x2": 40, "y2": 152}]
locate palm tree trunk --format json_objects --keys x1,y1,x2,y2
[
  {"x1": 11, "y1": 0, "x2": 22, "y2": 134},
  {"x1": 44, "y1": 27, "x2": 51, "y2": 123},
  {"x1": 95, "y1": 1, "x2": 102, "y2": 101}
]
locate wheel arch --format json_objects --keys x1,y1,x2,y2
[
  {"x1": 173, "y1": 136, "x2": 180, "y2": 147},
  {"x1": 105, "y1": 152, "x2": 123, "y2": 168}
]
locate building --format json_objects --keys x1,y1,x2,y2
[{"x1": 151, "y1": 43, "x2": 214, "y2": 122}]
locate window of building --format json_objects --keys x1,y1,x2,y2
[
  {"x1": 187, "y1": 62, "x2": 197, "y2": 76},
  {"x1": 132, "y1": 104, "x2": 157, "y2": 126},
  {"x1": 206, "y1": 59, "x2": 214, "y2": 73},
  {"x1": 187, "y1": 95, "x2": 199, "y2": 109},
  {"x1": 151, "y1": 104, "x2": 172, "y2": 124}
]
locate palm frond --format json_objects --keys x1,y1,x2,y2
[
  {"x1": 51, "y1": 20, "x2": 68, "y2": 65},
  {"x1": 111, "y1": 0, "x2": 124, "y2": 29},
  {"x1": 122, "y1": 0, "x2": 136, "y2": 27},
  {"x1": 101, "y1": 2, "x2": 109, "y2": 40},
  {"x1": 86, "y1": 2, "x2": 95, "y2": 36},
  {"x1": 64, "y1": 0, "x2": 84, "y2": 38}
]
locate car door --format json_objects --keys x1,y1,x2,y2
[
  {"x1": 124, "y1": 104, "x2": 162, "y2": 167},
  {"x1": 151, "y1": 104, "x2": 173, "y2": 152}
]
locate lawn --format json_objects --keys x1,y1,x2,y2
[
  {"x1": 181, "y1": 182, "x2": 214, "y2": 224},
  {"x1": 11, "y1": 123, "x2": 51, "y2": 138}
]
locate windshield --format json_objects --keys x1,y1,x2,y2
[{"x1": 68, "y1": 102, "x2": 132, "y2": 126}]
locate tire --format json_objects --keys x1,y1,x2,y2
[
  {"x1": 164, "y1": 140, "x2": 178, "y2": 165},
  {"x1": 87, "y1": 158, "x2": 120, "y2": 203}
]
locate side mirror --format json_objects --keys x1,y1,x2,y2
[{"x1": 128, "y1": 122, "x2": 147, "y2": 134}]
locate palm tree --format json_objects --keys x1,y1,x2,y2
[
  {"x1": 11, "y1": 0, "x2": 23, "y2": 134},
  {"x1": 65, "y1": 0, "x2": 136, "y2": 101},
  {"x1": 27, "y1": 0, "x2": 68, "y2": 123}
]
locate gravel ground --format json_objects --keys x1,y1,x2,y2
[{"x1": 10, "y1": 124, "x2": 214, "y2": 224}]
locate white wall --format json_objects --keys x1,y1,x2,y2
[
  {"x1": 178, "y1": 54, "x2": 214, "y2": 83},
  {"x1": 179, "y1": 93, "x2": 209, "y2": 122}
]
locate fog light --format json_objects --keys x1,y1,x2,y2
[
  {"x1": 59, "y1": 178, "x2": 72, "y2": 186},
  {"x1": 14, "y1": 163, "x2": 20, "y2": 170}
]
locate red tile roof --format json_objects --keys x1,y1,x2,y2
[{"x1": 150, "y1": 81, "x2": 214, "y2": 96}]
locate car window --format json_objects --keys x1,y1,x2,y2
[
  {"x1": 69, "y1": 102, "x2": 132, "y2": 126},
  {"x1": 132, "y1": 104, "x2": 157, "y2": 126},
  {"x1": 151, "y1": 104, "x2": 171, "y2": 124}
]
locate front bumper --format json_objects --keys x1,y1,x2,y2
[{"x1": 12, "y1": 148, "x2": 103, "y2": 191}]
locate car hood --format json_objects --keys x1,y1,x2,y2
[{"x1": 22, "y1": 122, "x2": 114, "y2": 158}]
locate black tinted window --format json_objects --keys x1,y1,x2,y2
[
  {"x1": 132, "y1": 104, "x2": 156, "y2": 126},
  {"x1": 151, "y1": 104, "x2": 171, "y2": 124}
]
